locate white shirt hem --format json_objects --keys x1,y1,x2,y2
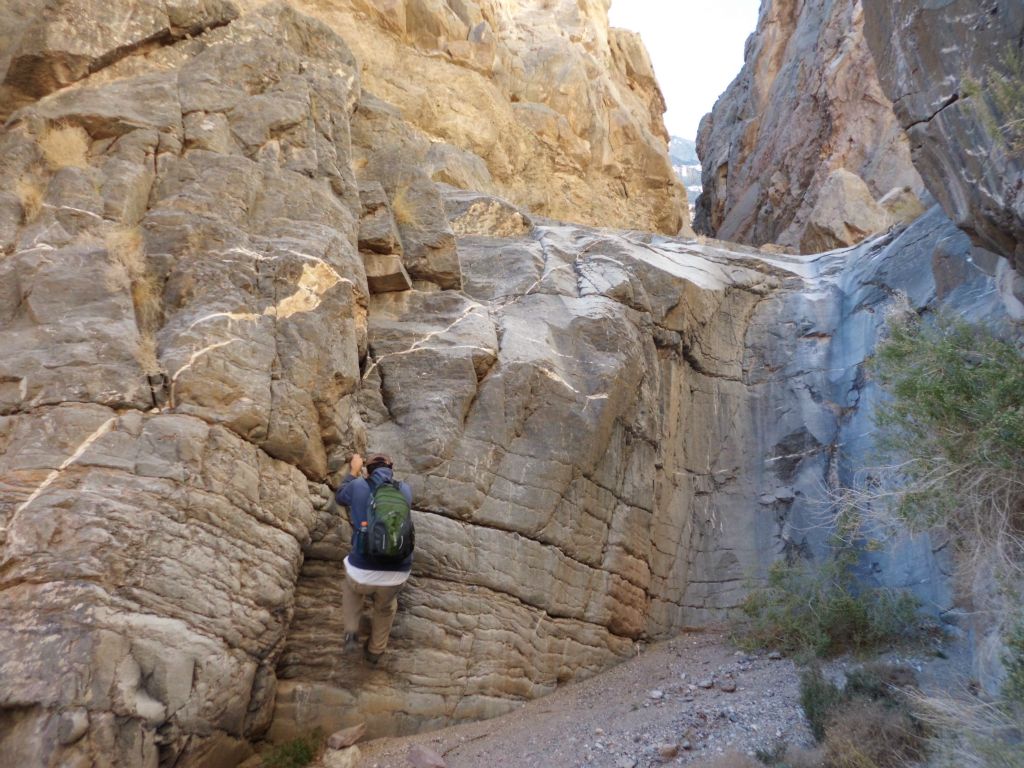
[{"x1": 344, "y1": 555, "x2": 411, "y2": 587}]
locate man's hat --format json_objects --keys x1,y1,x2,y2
[{"x1": 366, "y1": 453, "x2": 393, "y2": 470}]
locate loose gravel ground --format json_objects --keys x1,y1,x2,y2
[{"x1": 357, "y1": 631, "x2": 815, "y2": 768}]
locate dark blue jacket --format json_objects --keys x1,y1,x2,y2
[{"x1": 336, "y1": 467, "x2": 413, "y2": 572}]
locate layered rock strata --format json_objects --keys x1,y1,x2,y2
[
  {"x1": 862, "y1": 0, "x2": 1024, "y2": 314},
  {"x1": 694, "y1": 0, "x2": 923, "y2": 251},
  {"x1": 232, "y1": 0, "x2": 689, "y2": 236},
  {"x1": 0, "y1": 1, "x2": 1018, "y2": 765},
  {"x1": 0, "y1": 2, "x2": 734, "y2": 764}
]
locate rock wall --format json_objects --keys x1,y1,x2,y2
[
  {"x1": 0, "y1": 2, "x2": 743, "y2": 764},
  {"x1": 272, "y1": 215, "x2": 791, "y2": 740},
  {"x1": 233, "y1": 0, "x2": 690, "y2": 237},
  {"x1": 693, "y1": 0, "x2": 923, "y2": 252},
  {"x1": 862, "y1": 0, "x2": 1024, "y2": 316},
  {"x1": 1, "y1": 1, "x2": 1019, "y2": 765}
]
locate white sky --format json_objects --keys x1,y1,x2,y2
[{"x1": 608, "y1": 0, "x2": 762, "y2": 140}]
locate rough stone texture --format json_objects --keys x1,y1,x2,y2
[
  {"x1": 0, "y1": 2, "x2": 733, "y2": 761},
  {"x1": 234, "y1": 0, "x2": 689, "y2": 236},
  {"x1": 861, "y1": 0, "x2": 1024, "y2": 689},
  {"x1": 694, "y1": 0, "x2": 922, "y2": 251},
  {"x1": 862, "y1": 0, "x2": 1024, "y2": 295},
  {"x1": 271, "y1": 219, "x2": 788, "y2": 740},
  {"x1": 0, "y1": 5, "x2": 369, "y2": 766},
  {"x1": 0, "y1": 0, "x2": 240, "y2": 120},
  {"x1": 1, "y1": 1, "x2": 1020, "y2": 764},
  {"x1": 799, "y1": 168, "x2": 892, "y2": 253}
]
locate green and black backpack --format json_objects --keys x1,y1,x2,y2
[{"x1": 363, "y1": 480, "x2": 415, "y2": 564}]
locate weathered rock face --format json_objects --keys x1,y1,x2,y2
[
  {"x1": 862, "y1": 0, "x2": 1024, "y2": 305},
  {"x1": 272, "y1": 215, "x2": 793, "y2": 740},
  {"x1": 1, "y1": 1, "x2": 1018, "y2": 765},
  {"x1": 1, "y1": 6, "x2": 371, "y2": 765},
  {"x1": 694, "y1": 0, "x2": 923, "y2": 251},
  {"x1": 0, "y1": 1, "x2": 734, "y2": 763},
  {"x1": 234, "y1": 0, "x2": 689, "y2": 237}
]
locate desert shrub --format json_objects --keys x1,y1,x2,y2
[
  {"x1": 800, "y1": 668, "x2": 844, "y2": 742},
  {"x1": 37, "y1": 123, "x2": 90, "y2": 169},
  {"x1": 799, "y1": 664, "x2": 927, "y2": 767},
  {"x1": 823, "y1": 698, "x2": 927, "y2": 768},
  {"x1": 262, "y1": 729, "x2": 323, "y2": 768},
  {"x1": 735, "y1": 554, "x2": 920, "y2": 659},
  {"x1": 1003, "y1": 615, "x2": 1024, "y2": 713},
  {"x1": 843, "y1": 662, "x2": 918, "y2": 704},
  {"x1": 15, "y1": 175, "x2": 44, "y2": 222},
  {"x1": 913, "y1": 693, "x2": 1023, "y2": 768},
  {"x1": 872, "y1": 315, "x2": 1024, "y2": 569},
  {"x1": 963, "y1": 46, "x2": 1024, "y2": 156}
]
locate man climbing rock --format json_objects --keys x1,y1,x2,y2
[{"x1": 336, "y1": 452, "x2": 415, "y2": 664}]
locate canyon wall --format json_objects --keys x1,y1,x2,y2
[
  {"x1": 0, "y1": 2, "x2": 742, "y2": 764},
  {"x1": 0, "y1": 2, "x2": 1019, "y2": 766},
  {"x1": 228, "y1": 0, "x2": 689, "y2": 236},
  {"x1": 694, "y1": 0, "x2": 923, "y2": 252},
  {"x1": 862, "y1": 0, "x2": 1024, "y2": 317}
]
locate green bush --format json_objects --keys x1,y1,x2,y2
[
  {"x1": 800, "y1": 668, "x2": 843, "y2": 742},
  {"x1": 963, "y1": 46, "x2": 1024, "y2": 156},
  {"x1": 1003, "y1": 616, "x2": 1024, "y2": 714},
  {"x1": 872, "y1": 315, "x2": 1024, "y2": 563},
  {"x1": 262, "y1": 730, "x2": 324, "y2": 768},
  {"x1": 735, "y1": 555, "x2": 920, "y2": 659},
  {"x1": 799, "y1": 664, "x2": 928, "y2": 768}
]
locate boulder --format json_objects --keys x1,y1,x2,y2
[
  {"x1": 800, "y1": 169, "x2": 892, "y2": 253},
  {"x1": 878, "y1": 186, "x2": 927, "y2": 226}
]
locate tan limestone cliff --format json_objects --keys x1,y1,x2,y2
[
  {"x1": 0, "y1": 3, "x2": 737, "y2": 764},
  {"x1": 231, "y1": 0, "x2": 690, "y2": 237}
]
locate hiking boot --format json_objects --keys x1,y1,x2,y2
[
  {"x1": 343, "y1": 632, "x2": 360, "y2": 653},
  {"x1": 363, "y1": 644, "x2": 383, "y2": 665}
]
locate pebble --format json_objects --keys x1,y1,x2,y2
[
  {"x1": 698, "y1": 679, "x2": 714, "y2": 689},
  {"x1": 649, "y1": 690, "x2": 664, "y2": 700},
  {"x1": 718, "y1": 679, "x2": 737, "y2": 693},
  {"x1": 768, "y1": 651, "x2": 783, "y2": 660},
  {"x1": 616, "y1": 759, "x2": 637, "y2": 768},
  {"x1": 657, "y1": 744, "x2": 679, "y2": 759}
]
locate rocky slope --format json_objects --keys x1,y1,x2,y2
[
  {"x1": 693, "y1": 0, "x2": 924, "y2": 252},
  {"x1": 862, "y1": 0, "x2": 1024, "y2": 317}
]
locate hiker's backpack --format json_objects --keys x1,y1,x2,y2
[{"x1": 363, "y1": 480, "x2": 415, "y2": 564}]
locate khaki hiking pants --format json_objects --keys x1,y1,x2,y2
[{"x1": 341, "y1": 572, "x2": 403, "y2": 655}]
